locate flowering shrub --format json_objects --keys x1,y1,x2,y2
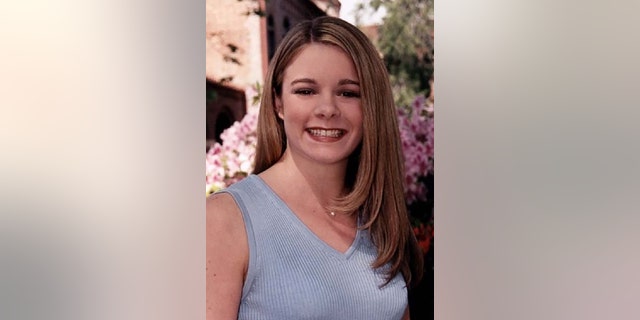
[
  {"x1": 205, "y1": 108, "x2": 258, "y2": 196},
  {"x1": 414, "y1": 222, "x2": 434, "y2": 254},
  {"x1": 397, "y1": 95, "x2": 434, "y2": 204}
]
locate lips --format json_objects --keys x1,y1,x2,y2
[{"x1": 306, "y1": 128, "x2": 345, "y2": 138}]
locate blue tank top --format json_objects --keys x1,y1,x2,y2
[{"x1": 220, "y1": 175, "x2": 407, "y2": 320}]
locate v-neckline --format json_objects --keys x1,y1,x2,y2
[{"x1": 251, "y1": 175, "x2": 362, "y2": 260}]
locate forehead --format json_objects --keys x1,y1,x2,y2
[{"x1": 282, "y1": 43, "x2": 358, "y2": 82}]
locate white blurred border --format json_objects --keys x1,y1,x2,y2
[
  {"x1": 437, "y1": 1, "x2": 640, "y2": 319},
  {"x1": 2, "y1": 0, "x2": 640, "y2": 319},
  {"x1": 1, "y1": 0, "x2": 204, "y2": 319}
]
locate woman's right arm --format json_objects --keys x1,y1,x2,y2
[{"x1": 206, "y1": 193, "x2": 249, "y2": 320}]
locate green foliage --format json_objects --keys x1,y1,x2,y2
[
  {"x1": 368, "y1": 0, "x2": 434, "y2": 108},
  {"x1": 251, "y1": 82, "x2": 262, "y2": 106}
]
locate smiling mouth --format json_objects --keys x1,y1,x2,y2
[{"x1": 306, "y1": 128, "x2": 345, "y2": 138}]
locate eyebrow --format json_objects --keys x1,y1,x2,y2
[
  {"x1": 338, "y1": 79, "x2": 360, "y2": 86},
  {"x1": 289, "y1": 78, "x2": 360, "y2": 86},
  {"x1": 290, "y1": 78, "x2": 316, "y2": 86}
]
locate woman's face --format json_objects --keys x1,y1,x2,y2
[{"x1": 276, "y1": 43, "x2": 363, "y2": 168}]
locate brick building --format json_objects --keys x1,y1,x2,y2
[{"x1": 206, "y1": 0, "x2": 340, "y2": 150}]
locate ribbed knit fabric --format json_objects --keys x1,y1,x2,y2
[{"x1": 220, "y1": 175, "x2": 407, "y2": 320}]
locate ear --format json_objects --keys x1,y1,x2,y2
[{"x1": 275, "y1": 96, "x2": 284, "y2": 119}]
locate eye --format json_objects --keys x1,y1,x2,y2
[
  {"x1": 338, "y1": 91, "x2": 361, "y2": 98},
  {"x1": 294, "y1": 89, "x2": 314, "y2": 95}
]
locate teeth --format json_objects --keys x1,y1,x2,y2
[{"x1": 308, "y1": 129, "x2": 344, "y2": 138}]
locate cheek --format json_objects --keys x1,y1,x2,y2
[
  {"x1": 351, "y1": 107, "x2": 364, "y2": 131},
  {"x1": 280, "y1": 96, "x2": 306, "y2": 120}
]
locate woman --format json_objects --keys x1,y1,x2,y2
[{"x1": 207, "y1": 16, "x2": 424, "y2": 319}]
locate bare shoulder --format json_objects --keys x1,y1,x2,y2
[
  {"x1": 206, "y1": 191, "x2": 247, "y2": 263},
  {"x1": 206, "y1": 192, "x2": 248, "y2": 319},
  {"x1": 207, "y1": 192, "x2": 242, "y2": 221},
  {"x1": 206, "y1": 193, "x2": 246, "y2": 245}
]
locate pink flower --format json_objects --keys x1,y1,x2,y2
[
  {"x1": 398, "y1": 95, "x2": 435, "y2": 204},
  {"x1": 206, "y1": 109, "x2": 259, "y2": 196}
]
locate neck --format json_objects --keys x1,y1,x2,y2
[{"x1": 263, "y1": 150, "x2": 349, "y2": 211}]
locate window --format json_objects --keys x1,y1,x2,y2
[{"x1": 283, "y1": 17, "x2": 290, "y2": 33}]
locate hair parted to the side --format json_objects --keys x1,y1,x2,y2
[{"x1": 253, "y1": 16, "x2": 423, "y2": 288}]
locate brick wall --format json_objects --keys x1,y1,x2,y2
[{"x1": 206, "y1": 0, "x2": 265, "y2": 89}]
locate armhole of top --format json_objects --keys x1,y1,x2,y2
[{"x1": 217, "y1": 189, "x2": 258, "y2": 301}]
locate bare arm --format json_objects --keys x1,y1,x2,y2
[{"x1": 206, "y1": 193, "x2": 249, "y2": 320}]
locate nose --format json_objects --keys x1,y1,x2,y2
[{"x1": 314, "y1": 93, "x2": 340, "y2": 119}]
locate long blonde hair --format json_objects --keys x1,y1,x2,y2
[{"x1": 253, "y1": 16, "x2": 423, "y2": 287}]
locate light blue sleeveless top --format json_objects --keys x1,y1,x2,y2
[{"x1": 220, "y1": 175, "x2": 407, "y2": 320}]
